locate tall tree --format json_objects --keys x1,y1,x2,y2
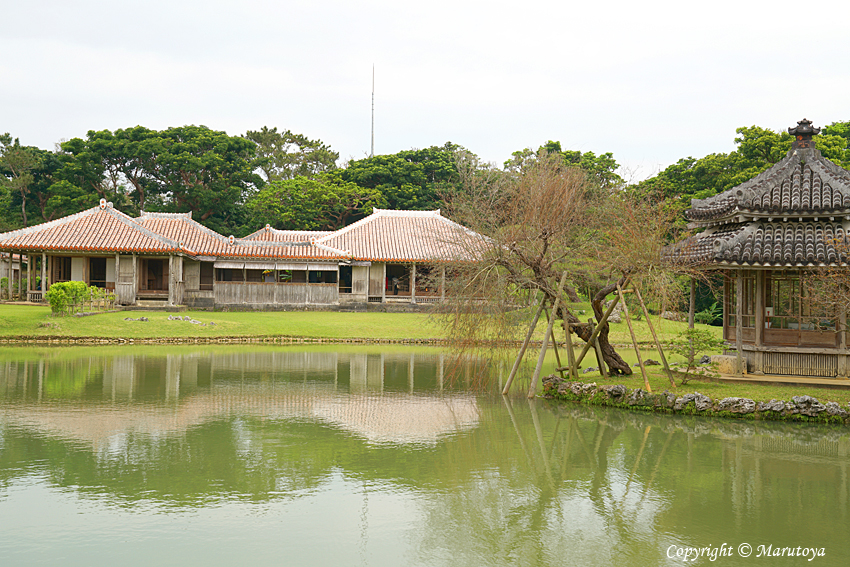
[
  {"x1": 246, "y1": 173, "x2": 384, "y2": 231},
  {"x1": 0, "y1": 134, "x2": 41, "y2": 227},
  {"x1": 245, "y1": 127, "x2": 338, "y2": 182},
  {"x1": 505, "y1": 141, "x2": 624, "y2": 191},
  {"x1": 340, "y1": 142, "x2": 462, "y2": 211}
]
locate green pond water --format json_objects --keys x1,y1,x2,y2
[{"x1": 0, "y1": 345, "x2": 847, "y2": 566}]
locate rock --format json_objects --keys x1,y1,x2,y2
[
  {"x1": 627, "y1": 388, "x2": 655, "y2": 406},
  {"x1": 583, "y1": 367, "x2": 598, "y2": 374},
  {"x1": 716, "y1": 397, "x2": 756, "y2": 414},
  {"x1": 601, "y1": 384, "x2": 627, "y2": 402},
  {"x1": 661, "y1": 311, "x2": 683, "y2": 322},
  {"x1": 209, "y1": 322, "x2": 215, "y2": 326},
  {"x1": 790, "y1": 395, "x2": 826, "y2": 417},
  {"x1": 124, "y1": 317, "x2": 133, "y2": 321},
  {"x1": 699, "y1": 355, "x2": 711, "y2": 364},
  {"x1": 581, "y1": 382, "x2": 597, "y2": 395},
  {"x1": 757, "y1": 399, "x2": 786, "y2": 412},
  {"x1": 661, "y1": 390, "x2": 677, "y2": 408},
  {"x1": 825, "y1": 402, "x2": 848, "y2": 418},
  {"x1": 644, "y1": 359, "x2": 660, "y2": 366},
  {"x1": 674, "y1": 392, "x2": 712, "y2": 411},
  {"x1": 138, "y1": 316, "x2": 148, "y2": 322}
]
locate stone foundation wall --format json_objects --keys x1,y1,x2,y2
[{"x1": 542, "y1": 375, "x2": 850, "y2": 424}]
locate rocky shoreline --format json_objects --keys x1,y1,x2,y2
[{"x1": 542, "y1": 375, "x2": 850, "y2": 425}]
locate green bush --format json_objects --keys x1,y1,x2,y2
[{"x1": 45, "y1": 281, "x2": 90, "y2": 316}]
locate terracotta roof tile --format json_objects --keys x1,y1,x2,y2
[
  {"x1": 0, "y1": 205, "x2": 178, "y2": 253},
  {"x1": 315, "y1": 209, "x2": 482, "y2": 262}
]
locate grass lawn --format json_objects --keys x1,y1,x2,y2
[{"x1": 0, "y1": 305, "x2": 443, "y2": 340}]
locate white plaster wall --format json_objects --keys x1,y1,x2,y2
[{"x1": 71, "y1": 257, "x2": 85, "y2": 281}]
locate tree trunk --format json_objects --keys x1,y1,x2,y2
[{"x1": 557, "y1": 277, "x2": 632, "y2": 375}]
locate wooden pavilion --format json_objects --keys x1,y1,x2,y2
[{"x1": 670, "y1": 119, "x2": 850, "y2": 378}]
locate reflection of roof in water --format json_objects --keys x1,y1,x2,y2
[{"x1": 1, "y1": 384, "x2": 480, "y2": 449}]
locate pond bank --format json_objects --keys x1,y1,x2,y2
[{"x1": 543, "y1": 375, "x2": 850, "y2": 425}]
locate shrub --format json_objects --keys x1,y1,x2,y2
[
  {"x1": 669, "y1": 327, "x2": 726, "y2": 384},
  {"x1": 45, "y1": 281, "x2": 90, "y2": 316},
  {"x1": 694, "y1": 302, "x2": 722, "y2": 325}
]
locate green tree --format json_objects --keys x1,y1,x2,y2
[
  {"x1": 505, "y1": 141, "x2": 624, "y2": 190},
  {"x1": 245, "y1": 126, "x2": 338, "y2": 182},
  {"x1": 340, "y1": 142, "x2": 461, "y2": 211},
  {"x1": 246, "y1": 173, "x2": 384, "y2": 231},
  {"x1": 0, "y1": 134, "x2": 41, "y2": 227}
]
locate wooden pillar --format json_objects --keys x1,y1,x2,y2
[
  {"x1": 381, "y1": 263, "x2": 386, "y2": 303},
  {"x1": 132, "y1": 254, "x2": 137, "y2": 304},
  {"x1": 168, "y1": 255, "x2": 174, "y2": 306},
  {"x1": 7, "y1": 252, "x2": 12, "y2": 300},
  {"x1": 838, "y1": 306, "x2": 847, "y2": 378},
  {"x1": 410, "y1": 263, "x2": 416, "y2": 304},
  {"x1": 736, "y1": 270, "x2": 744, "y2": 376},
  {"x1": 754, "y1": 270, "x2": 765, "y2": 374},
  {"x1": 41, "y1": 253, "x2": 47, "y2": 294},
  {"x1": 441, "y1": 265, "x2": 446, "y2": 301},
  {"x1": 16, "y1": 253, "x2": 22, "y2": 300}
]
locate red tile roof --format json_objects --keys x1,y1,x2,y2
[
  {"x1": 315, "y1": 209, "x2": 483, "y2": 262},
  {"x1": 0, "y1": 206, "x2": 482, "y2": 264},
  {"x1": 0, "y1": 204, "x2": 180, "y2": 254}
]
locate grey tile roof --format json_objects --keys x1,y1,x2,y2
[
  {"x1": 665, "y1": 221, "x2": 848, "y2": 266},
  {"x1": 685, "y1": 147, "x2": 850, "y2": 222}
]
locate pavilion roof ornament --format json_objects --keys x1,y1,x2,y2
[{"x1": 789, "y1": 118, "x2": 821, "y2": 149}]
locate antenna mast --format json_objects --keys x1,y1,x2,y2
[{"x1": 370, "y1": 65, "x2": 375, "y2": 158}]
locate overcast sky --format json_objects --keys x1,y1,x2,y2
[{"x1": 3, "y1": 0, "x2": 849, "y2": 181}]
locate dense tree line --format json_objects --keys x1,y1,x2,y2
[{"x1": 2, "y1": 121, "x2": 848, "y2": 236}]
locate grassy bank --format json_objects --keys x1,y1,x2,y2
[{"x1": 0, "y1": 305, "x2": 442, "y2": 340}]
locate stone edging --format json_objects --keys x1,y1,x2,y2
[
  {"x1": 542, "y1": 375, "x2": 850, "y2": 425},
  {"x1": 0, "y1": 336, "x2": 454, "y2": 346}
]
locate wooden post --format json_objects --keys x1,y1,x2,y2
[
  {"x1": 590, "y1": 318, "x2": 608, "y2": 379},
  {"x1": 634, "y1": 287, "x2": 675, "y2": 388},
  {"x1": 564, "y1": 321, "x2": 579, "y2": 380},
  {"x1": 527, "y1": 271, "x2": 570, "y2": 398},
  {"x1": 410, "y1": 263, "x2": 416, "y2": 304},
  {"x1": 736, "y1": 270, "x2": 744, "y2": 376},
  {"x1": 381, "y1": 263, "x2": 386, "y2": 303},
  {"x1": 502, "y1": 293, "x2": 546, "y2": 395},
  {"x1": 544, "y1": 309, "x2": 565, "y2": 379},
  {"x1": 41, "y1": 253, "x2": 46, "y2": 296},
  {"x1": 688, "y1": 278, "x2": 696, "y2": 360},
  {"x1": 7, "y1": 252, "x2": 12, "y2": 300},
  {"x1": 617, "y1": 280, "x2": 651, "y2": 392},
  {"x1": 574, "y1": 276, "x2": 631, "y2": 367}
]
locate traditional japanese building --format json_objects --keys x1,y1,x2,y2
[
  {"x1": 0, "y1": 203, "x2": 480, "y2": 310},
  {"x1": 670, "y1": 119, "x2": 850, "y2": 378}
]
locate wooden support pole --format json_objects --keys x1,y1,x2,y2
[
  {"x1": 589, "y1": 318, "x2": 609, "y2": 379},
  {"x1": 736, "y1": 270, "x2": 744, "y2": 376},
  {"x1": 688, "y1": 278, "x2": 696, "y2": 360},
  {"x1": 544, "y1": 309, "x2": 565, "y2": 379},
  {"x1": 502, "y1": 293, "x2": 546, "y2": 395},
  {"x1": 528, "y1": 271, "x2": 570, "y2": 398},
  {"x1": 617, "y1": 280, "x2": 651, "y2": 393},
  {"x1": 635, "y1": 287, "x2": 675, "y2": 388},
  {"x1": 564, "y1": 322, "x2": 579, "y2": 380},
  {"x1": 574, "y1": 276, "x2": 632, "y2": 367}
]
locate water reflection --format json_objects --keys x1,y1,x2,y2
[{"x1": 0, "y1": 347, "x2": 848, "y2": 566}]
